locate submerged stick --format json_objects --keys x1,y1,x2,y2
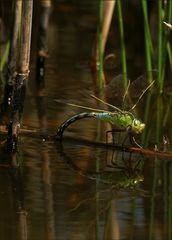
[
  {"x1": 55, "y1": 135, "x2": 172, "y2": 160},
  {"x1": 1, "y1": 125, "x2": 172, "y2": 160}
]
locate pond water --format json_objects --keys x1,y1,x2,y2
[{"x1": 1, "y1": 2, "x2": 172, "y2": 240}]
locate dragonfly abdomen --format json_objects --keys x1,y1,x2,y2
[{"x1": 56, "y1": 112, "x2": 95, "y2": 140}]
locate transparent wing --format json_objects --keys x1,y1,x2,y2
[
  {"x1": 128, "y1": 70, "x2": 157, "y2": 101},
  {"x1": 103, "y1": 71, "x2": 157, "y2": 111}
]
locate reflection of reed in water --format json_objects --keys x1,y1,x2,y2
[
  {"x1": 0, "y1": 152, "x2": 27, "y2": 240},
  {"x1": 148, "y1": 159, "x2": 172, "y2": 240},
  {"x1": 41, "y1": 149, "x2": 56, "y2": 240}
]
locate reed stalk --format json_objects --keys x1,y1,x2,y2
[
  {"x1": 117, "y1": 0, "x2": 127, "y2": 88},
  {"x1": 157, "y1": 0, "x2": 163, "y2": 92},
  {"x1": 167, "y1": 42, "x2": 172, "y2": 68},
  {"x1": 8, "y1": 0, "x2": 22, "y2": 77},
  {"x1": 100, "y1": 1, "x2": 116, "y2": 57},
  {"x1": 0, "y1": 0, "x2": 22, "y2": 122},
  {"x1": 97, "y1": 0, "x2": 104, "y2": 89},
  {"x1": 157, "y1": 1, "x2": 172, "y2": 90},
  {"x1": 94, "y1": 1, "x2": 116, "y2": 88},
  {"x1": 166, "y1": 0, "x2": 172, "y2": 69},
  {"x1": 141, "y1": 0, "x2": 154, "y2": 82},
  {"x1": 0, "y1": 41, "x2": 10, "y2": 73},
  {"x1": 156, "y1": 96, "x2": 163, "y2": 144},
  {"x1": 161, "y1": 0, "x2": 172, "y2": 80},
  {"x1": 141, "y1": 92, "x2": 151, "y2": 146},
  {"x1": 7, "y1": 0, "x2": 33, "y2": 151},
  {"x1": 156, "y1": 1, "x2": 172, "y2": 92}
]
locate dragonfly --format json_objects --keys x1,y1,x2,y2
[{"x1": 55, "y1": 75, "x2": 154, "y2": 147}]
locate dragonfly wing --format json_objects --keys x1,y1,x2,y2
[
  {"x1": 104, "y1": 74, "x2": 128, "y2": 108},
  {"x1": 103, "y1": 71, "x2": 156, "y2": 112},
  {"x1": 129, "y1": 70, "x2": 157, "y2": 100}
]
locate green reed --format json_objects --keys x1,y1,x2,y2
[
  {"x1": 141, "y1": 92, "x2": 152, "y2": 147},
  {"x1": 153, "y1": 1, "x2": 171, "y2": 91},
  {"x1": 157, "y1": 0, "x2": 163, "y2": 91},
  {"x1": 161, "y1": 1, "x2": 172, "y2": 90},
  {"x1": 117, "y1": 0, "x2": 128, "y2": 88},
  {"x1": 126, "y1": 1, "x2": 172, "y2": 92},
  {"x1": 97, "y1": 0, "x2": 104, "y2": 89},
  {"x1": 156, "y1": 96, "x2": 163, "y2": 143},
  {"x1": 141, "y1": 0, "x2": 154, "y2": 82},
  {"x1": 97, "y1": 1, "x2": 172, "y2": 91},
  {"x1": 140, "y1": 1, "x2": 172, "y2": 146},
  {"x1": 140, "y1": 1, "x2": 172, "y2": 91},
  {"x1": 166, "y1": 0, "x2": 172, "y2": 68}
]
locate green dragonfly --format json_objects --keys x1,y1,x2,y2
[{"x1": 55, "y1": 75, "x2": 154, "y2": 147}]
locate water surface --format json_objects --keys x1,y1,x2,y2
[{"x1": 0, "y1": 2, "x2": 172, "y2": 240}]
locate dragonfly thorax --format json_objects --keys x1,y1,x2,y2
[{"x1": 92, "y1": 112, "x2": 145, "y2": 134}]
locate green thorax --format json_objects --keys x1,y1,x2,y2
[
  {"x1": 109, "y1": 113, "x2": 133, "y2": 128},
  {"x1": 93, "y1": 112, "x2": 133, "y2": 128},
  {"x1": 92, "y1": 112, "x2": 145, "y2": 134}
]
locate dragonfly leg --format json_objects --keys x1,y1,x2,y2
[
  {"x1": 107, "y1": 128, "x2": 142, "y2": 149},
  {"x1": 106, "y1": 129, "x2": 125, "y2": 145},
  {"x1": 106, "y1": 130, "x2": 114, "y2": 145},
  {"x1": 106, "y1": 129, "x2": 127, "y2": 166},
  {"x1": 129, "y1": 133, "x2": 143, "y2": 148},
  {"x1": 111, "y1": 150, "x2": 119, "y2": 166},
  {"x1": 105, "y1": 138, "x2": 118, "y2": 167}
]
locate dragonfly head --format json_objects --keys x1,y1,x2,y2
[{"x1": 131, "y1": 118, "x2": 145, "y2": 134}]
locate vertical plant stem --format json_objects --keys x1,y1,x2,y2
[
  {"x1": 167, "y1": 43, "x2": 172, "y2": 68},
  {"x1": 141, "y1": 92, "x2": 151, "y2": 146},
  {"x1": 100, "y1": 1, "x2": 116, "y2": 56},
  {"x1": 156, "y1": 96, "x2": 163, "y2": 144},
  {"x1": 157, "y1": 0, "x2": 163, "y2": 92},
  {"x1": 141, "y1": 0, "x2": 154, "y2": 82},
  {"x1": 0, "y1": 40, "x2": 10, "y2": 72},
  {"x1": 117, "y1": 0, "x2": 127, "y2": 88},
  {"x1": 141, "y1": 0, "x2": 154, "y2": 147},
  {"x1": 8, "y1": 0, "x2": 22, "y2": 77},
  {"x1": 7, "y1": 0, "x2": 33, "y2": 151},
  {"x1": 93, "y1": 1, "x2": 115, "y2": 87},
  {"x1": 17, "y1": 1, "x2": 33, "y2": 74},
  {"x1": 97, "y1": 0, "x2": 104, "y2": 89},
  {"x1": 0, "y1": 1, "x2": 22, "y2": 121},
  {"x1": 161, "y1": 0, "x2": 172, "y2": 82},
  {"x1": 166, "y1": 0, "x2": 172, "y2": 69}
]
